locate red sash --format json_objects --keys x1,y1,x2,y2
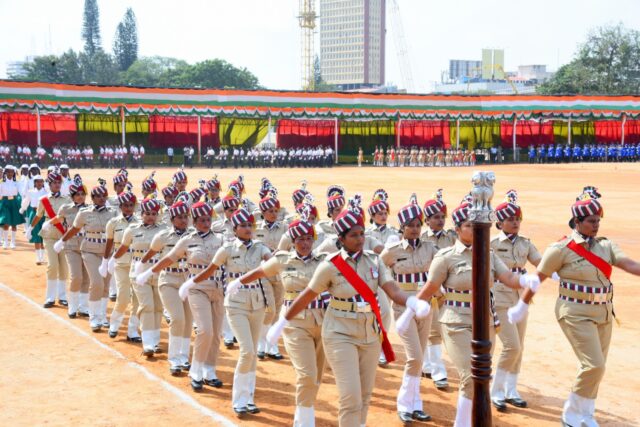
[
  {"x1": 40, "y1": 196, "x2": 66, "y2": 235},
  {"x1": 330, "y1": 254, "x2": 395, "y2": 363},
  {"x1": 567, "y1": 240, "x2": 612, "y2": 280}
]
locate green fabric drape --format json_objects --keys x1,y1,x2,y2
[
  {"x1": 339, "y1": 120, "x2": 396, "y2": 156},
  {"x1": 218, "y1": 117, "x2": 268, "y2": 147},
  {"x1": 553, "y1": 121, "x2": 595, "y2": 145},
  {"x1": 451, "y1": 121, "x2": 501, "y2": 150}
]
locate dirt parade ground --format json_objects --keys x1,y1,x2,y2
[{"x1": 1, "y1": 163, "x2": 639, "y2": 426}]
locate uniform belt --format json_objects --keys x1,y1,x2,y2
[
  {"x1": 559, "y1": 281, "x2": 612, "y2": 305},
  {"x1": 444, "y1": 288, "x2": 472, "y2": 307},
  {"x1": 239, "y1": 283, "x2": 261, "y2": 290},
  {"x1": 284, "y1": 290, "x2": 329, "y2": 309},
  {"x1": 86, "y1": 232, "x2": 105, "y2": 238},
  {"x1": 395, "y1": 272, "x2": 428, "y2": 283},
  {"x1": 329, "y1": 298, "x2": 372, "y2": 313},
  {"x1": 227, "y1": 272, "x2": 246, "y2": 279},
  {"x1": 397, "y1": 283, "x2": 421, "y2": 291},
  {"x1": 133, "y1": 256, "x2": 158, "y2": 263},
  {"x1": 188, "y1": 263, "x2": 209, "y2": 270},
  {"x1": 511, "y1": 267, "x2": 526, "y2": 274},
  {"x1": 164, "y1": 267, "x2": 188, "y2": 273},
  {"x1": 85, "y1": 237, "x2": 106, "y2": 243}
]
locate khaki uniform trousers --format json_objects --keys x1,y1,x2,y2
[
  {"x1": 428, "y1": 299, "x2": 444, "y2": 345},
  {"x1": 113, "y1": 264, "x2": 139, "y2": 315},
  {"x1": 160, "y1": 283, "x2": 193, "y2": 339},
  {"x1": 133, "y1": 278, "x2": 162, "y2": 331},
  {"x1": 378, "y1": 288, "x2": 391, "y2": 331},
  {"x1": 226, "y1": 295, "x2": 266, "y2": 375},
  {"x1": 393, "y1": 302, "x2": 432, "y2": 377},
  {"x1": 495, "y1": 306, "x2": 528, "y2": 373},
  {"x1": 187, "y1": 287, "x2": 223, "y2": 367},
  {"x1": 44, "y1": 238, "x2": 68, "y2": 281},
  {"x1": 557, "y1": 313, "x2": 612, "y2": 399},
  {"x1": 323, "y1": 332, "x2": 381, "y2": 427},
  {"x1": 65, "y1": 249, "x2": 89, "y2": 294},
  {"x1": 442, "y1": 323, "x2": 494, "y2": 399},
  {"x1": 283, "y1": 319, "x2": 325, "y2": 407},
  {"x1": 261, "y1": 277, "x2": 279, "y2": 325},
  {"x1": 82, "y1": 252, "x2": 109, "y2": 301}
]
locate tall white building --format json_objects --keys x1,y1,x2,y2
[{"x1": 320, "y1": 0, "x2": 386, "y2": 90}]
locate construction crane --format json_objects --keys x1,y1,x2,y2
[
  {"x1": 388, "y1": 0, "x2": 415, "y2": 93},
  {"x1": 298, "y1": 0, "x2": 317, "y2": 91}
]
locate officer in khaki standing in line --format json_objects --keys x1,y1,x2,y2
[
  {"x1": 278, "y1": 197, "x2": 325, "y2": 251},
  {"x1": 51, "y1": 176, "x2": 90, "y2": 318},
  {"x1": 186, "y1": 207, "x2": 272, "y2": 417},
  {"x1": 147, "y1": 201, "x2": 225, "y2": 391},
  {"x1": 112, "y1": 198, "x2": 167, "y2": 355},
  {"x1": 55, "y1": 184, "x2": 117, "y2": 332},
  {"x1": 254, "y1": 191, "x2": 286, "y2": 360},
  {"x1": 365, "y1": 189, "x2": 400, "y2": 245},
  {"x1": 237, "y1": 216, "x2": 328, "y2": 426},
  {"x1": 507, "y1": 190, "x2": 640, "y2": 427},
  {"x1": 489, "y1": 191, "x2": 541, "y2": 411},
  {"x1": 380, "y1": 196, "x2": 437, "y2": 424},
  {"x1": 419, "y1": 190, "x2": 456, "y2": 389},
  {"x1": 30, "y1": 171, "x2": 69, "y2": 308},
  {"x1": 269, "y1": 204, "x2": 431, "y2": 427},
  {"x1": 413, "y1": 202, "x2": 540, "y2": 427},
  {"x1": 106, "y1": 172, "x2": 128, "y2": 209},
  {"x1": 102, "y1": 191, "x2": 141, "y2": 342},
  {"x1": 315, "y1": 185, "x2": 346, "y2": 237},
  {"x1": 135, "y1": 200, "x2": 192, "y2": 375}
]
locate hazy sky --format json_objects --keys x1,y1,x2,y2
[{"x1": 1, "y1": 0, "x2": 638, "y2": 92}]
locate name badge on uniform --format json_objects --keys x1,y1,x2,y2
[
  {"x1": 188, "y1": 244, "x2": 199, "y2": 248},
  {"x1": 134, "y1": 233, "x2": 143, "y2": 238},
  {"x1": 232, "y1": 256, "x2": 241, "y2": 260},
  {"x1": 371, "y1": 267, "x2": 379, "y2": 278}
]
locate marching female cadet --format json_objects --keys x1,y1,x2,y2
[
  {"x1": 112, "y1": 198, "x2": 167, "y2": 355},
  {"x1": 268, "y1": 205, "x2": 430, "y2": 427},
  {"x1": 380, "y1": 197, "x2": 437, "y2": 423},
  {"x1": 106, "y1": 172, "x2": 128, "y2": 208},
  {"x1": 0, "y1": 165, "x2": 25, "y2": 249},
  {"x1": 52, "y1": 177, "x2": 91, "y2": 318},
  {"x1": 315, "y1": 185, "x2": 346, "y2": 237},
  {"x1": 413, "y1": 202, "x2": 540, "y2": 427},
  {"x1": 20, "y1": 174, "x2": 47, "y2": 264},
  {"x1": 365, "y1": 189, "x2": 400, "y2": 245},
  {"x1": 102, "y1": 191, "x2": 141, "y2": 341},
  {"x1": 508, "y1": 190, "x2": 640, "y2": 427},
  {"x1": 55, "y1": 184, "x2": 117, "y2": 332},
  {"x1": 145, "y1": 202, "x2": 223, "y2": 388},
  {"x1": 277, "y1": 198, "x2": 324, "y2": 251},
  {"x1": 134, "y1": 201, "x2": 192, "y2": 375},
  {"x1": 205, "y1": 176, "x2": 221, "y2": 207},
  {"x1": 254, "y1": 193, "x2": 286, "y2": 360},
  {"x1": 30, "y1": 171, "x2": 69, "y2": 308},
  {"x1": 236, "y1": 217, "x2": 327, "y2": 426},
  {"x1": 420, "y1": 191, "x2": 457, "y2": 389},
  {"x1": 184, "y1": 207, "x2": 272, "y2": 417},
  {"x1": 489, "y1": 192, "x2": 541, "y2": 411}
]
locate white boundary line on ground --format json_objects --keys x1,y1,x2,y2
[{"x1": 0, "y1": 281, "x2": 237, "y2": 427}]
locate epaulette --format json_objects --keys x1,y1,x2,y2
[
  {"x1": 436, "y1": 246, "x2": 456, "y2": 256},
  {"x1": 387, "y1": 240, "x2": 402, "y2": 250},
  {"x1": 595, "y1": 236, "x2": 608, "y2": 242}
]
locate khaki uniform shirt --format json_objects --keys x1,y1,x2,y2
[
  {"x1": 429, "y1": 240, "x2": 509, "y2": 325},
  {"x1": 308, "y1": 249, "x2": 393, "y2": 344},
  {"x1": 421, "y1": 228, "x2": 457, "y2": 249},
  {"x1": 168, "y1": 230, "x2": 224, "y2": 289},
  {"x1": 106, "y1": 195, "x2": 120, "y2": 209},
  {"x1": 316, "y1": 219, "x2": 336, "y2": 236},
  {"x1": 121, "y1": 223, "x2": 168, "y2": 277},
  {"x1": 491, "y1": 231, "x2": 542, "y2": 307},
  {"x1": 212, "y1": 239, "x2": 271, "y2": 310},
  {"x1": 366, "y1": 224, "x2": 400, "y2": 245},
  {"x1": 379, "y1": 239, "x2": 438, "y2": 294},
  {"x1": 73, "y1": 206, "x2": 117, "y2": 254},
  {"x1": 262, "y1": 250, "x2": 326, "y2": 326},
  {"x1": 537, "y1": 230, "x2": 626, "y2": 323},
  {"x1": 316, "y1": 234, "x2": 382, "y2": 254},
  {"x1": 254, "y1": 220, "x2": 285, "y2": 252},
  {"x1": 211, "y1": 217, "x2": 235, "y2": 244},
  {"x1": 56, "y1": 203, "x2": 86, "y2": 251},
  {"x1": 36, "y1": 194, "x2": 70, "y2": 240},
  {"x1": 105, "y1": 214, "x2": 140, "y2": 266},
  {"x1": 150, "y1": 227, "x2": 192, "y2": 286}
]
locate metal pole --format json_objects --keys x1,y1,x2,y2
[
  {"x1": 621, "y1": 114, "x2": 626, "y2": 145},
  {"x1": 334, "y1": 117, "x2": 339, "y2": 165},
  {"x1": 469, "y1": 171, "x2": 496, "y2": 427},
  {"x1": 268, "y1": 115, "x2": 272, "y2": 147},
  {"x1": 397, "y1": 118, "x2": 402, "y2": 148},
  {"x1": 456, "y1": 118, "x2": 461, "y2": 150},
  {"x1": 36, "y1": 106, "x2": 41, "y2": 147},
  {"x1": 567, "y1": 118, "x2": 572, "y2": 146},
  {"x1": 121, "y1": 107, "x2": 126, "y2": 147},
  {"x1": 197, "y1": 115, "x2": 202, "y2": 165},
  {"x1": 512, "y1": 117, "x2": 517, "y2": 163}
]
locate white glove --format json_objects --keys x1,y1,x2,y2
[
  {"x1": 25, "y1": 228, "x2": 32, "y2": 241},
  {"x1": 107, "y1": 256, "x2": 116, "y2": 274},
  {"x1": 266, "y1": 317, "x2": 288, "y2": 346},
  {"x1": 395, "y1": 307, "x2": 415, "y2": 335},
  {"x1": 136, "y1": 268, "x2": 153, "y2": 286},
  {"x1": 507, "y1": 300, "x2": 529, "y2": 324},
  {"x1": 42, "y1": 221, "x2": 52, "y2": 233},
  {"x1": 384, "y1": 234, "x2": 400, "y2": 248},
  {"x1": 98, "y1": 258, "x2": 109, "y2": 278},
  {"x1": 53, "y1": 239, "x2": 65, "y2": 253},
  {"x1": 406, "y1": 295, "x2": 431, "y2": 319},
  {"x1": 133, "y1": 260, "x2": 145, "y2": 275},
  {"x1": 19, "y1": 207, "x2": 25, "y2": 215},
  {"x1": 518, "y1": 273, "x2": 541, "y2": 293},
  {"x1": 178, "y1": 278, "x2": 196, "y2": 301},
  {"x1": 226, "y1": 278, "x2": 242, "y2": 296},
  {"x1": 551, "y1": 272, "x2": 561, "y2": 281}
]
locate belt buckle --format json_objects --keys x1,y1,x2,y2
[{"x1": 356, "y1": 301, "x2": 368, "y2": 312}]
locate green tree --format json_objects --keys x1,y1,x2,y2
[
  {"x1": 120, "y1": 56, "x2": 188, "y2": 87},
  {"x1": 538, "y1": 23, "x2": 640, "y2": 95},
  {"x1": 82, "y1": 0, "x2": 102, "y2": 56},
  {"x1": 12, "y1": 50, "x2": 83, "y2": 83},
  {"x1": 178, "y1": 59, "x2": 260, "y2": 89},
  {"x1": 80, "y1": 50, "x2": 119, "y2": 84},
  {"x1": 113, "y1": 8, "x2": 138, "y2": 71}
]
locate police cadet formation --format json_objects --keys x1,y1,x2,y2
[{"x1": 1, "y1": 153, "x2": 639, "y2": 427}]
